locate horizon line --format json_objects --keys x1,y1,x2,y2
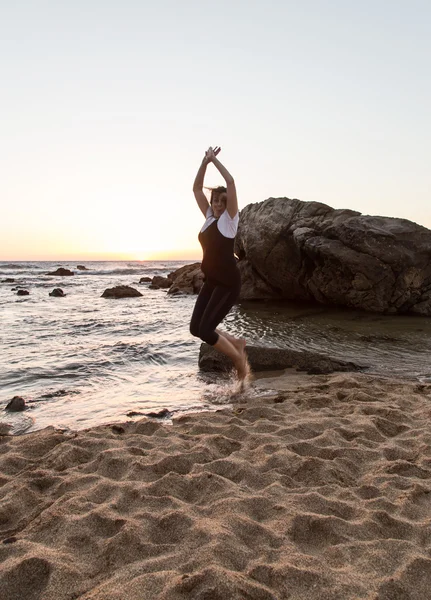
[{"x1": 0, "y1": 258, "x2": 202, "y2": 262}]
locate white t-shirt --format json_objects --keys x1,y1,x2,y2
[{"x1": 200, "y1": 206, "x2": 239, "y2": 239}]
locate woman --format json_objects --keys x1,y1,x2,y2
[{"x1": 190, "y1": 146, "x2": 249, "y2": 383}]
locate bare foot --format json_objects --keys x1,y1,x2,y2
[
  {"x1": 236, "y1": 342, "x2": 250, "y2": 382},
  {"x1": 215, "y1": 330, "x2": 249, "y2": 384},
  {"x1": 236, "y1": 356, "x2": 252, "y2": 393}
]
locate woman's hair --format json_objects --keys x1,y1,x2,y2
[{"x1": 205, "y1": 186, "x2": 227, "y2": 206}]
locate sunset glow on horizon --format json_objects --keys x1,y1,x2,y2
[{"x1": 1, "y1": 1, "x2": 430, "y2": 262}]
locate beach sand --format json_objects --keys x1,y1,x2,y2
[{"x1": 1, "y1": 372, "x2": 431, "y2": 599}]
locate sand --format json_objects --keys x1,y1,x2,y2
[{"x1": 1, "y1": 372, "x2": 431, "y2": 600}]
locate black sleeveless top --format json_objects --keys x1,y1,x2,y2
[{"x1": 198, "y1": 219, "x2": 240, "y2": 288}]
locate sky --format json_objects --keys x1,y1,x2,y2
[{"x1": 1, "y1": 0, "x2": 430, "y2": 261}]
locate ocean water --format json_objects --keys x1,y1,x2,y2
[{"x1": 1, "y1": 260, "x2": 431, "y2": 434}]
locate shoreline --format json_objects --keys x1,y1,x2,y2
[
  {"x1": 1, "y1": 371, "x2": 431, "y2": 599},
  {"x1": 2, "y1": 367, "x2": 423, "y2": 439}
]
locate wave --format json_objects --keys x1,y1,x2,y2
[
  {"x1": 73, "y1": 321, "x2": 106, "y2": 330},
  {"x1": 0, "y1": 267, "x2": 41, "y2": 276},
  {"x1": 1, "y1": 344, "x2": 170, "y2": 389},
  {"x1": 88, "y1": 268, "x2": 148, "y2": 276},
  {"x1": 0, "y1": 261, "x2": 194, "y2": 278},
  {"x1": 0, "y1": 268, "x2": 162, "y2": 277},
  {"x1": 0, "y1": 263, "x2": 39, "y2": 270},
  {"x1": 80, "y1": 267, "x2": 178, "y2": 276},
  {"x1": 108, "y1": 341, "x2": 168, "y2": 365}
]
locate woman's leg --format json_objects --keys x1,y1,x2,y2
[
  {"x1": 216, "y1": 328, "x2": 246, "y2": 354},
  {"x1": 190, "y1": 281, "x2": 214, "y2": 338},
  {"x1": 197, "y1": 282, "x2": 247, "y2": 380},
  {"x1": 216, "y1": 328, "x2": 247, "y2": 379},
  {"x1": 213, "y1": 333, "x2": 247, "y2": 379}
]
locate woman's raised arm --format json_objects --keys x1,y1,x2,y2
[
  {"x1": 207, "y1": 150, "x2": 238, "y2": 219},
  {"x1": 193, "y1": 147, "x2": 222, "y2": 217},
  {"x1": 192, "y1": 155, "x2": 210, "y2": 217}
]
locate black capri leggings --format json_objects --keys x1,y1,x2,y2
[{"x1": 190, "y1": 278, "x2": 241, "y2": 346}]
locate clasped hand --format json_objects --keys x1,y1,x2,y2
[{"x1": 203, "y1": 146, "x2": 221, "y2": 164}]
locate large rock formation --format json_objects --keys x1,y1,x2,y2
[{"x1": 236, "y1": 198, "x2": 431, "y2": 315}]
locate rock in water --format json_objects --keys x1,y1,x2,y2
[
  {"x1": 76, "y1": 265, "x2": 88, "y2": 270},
  {"x1": 17, "y1": 289, "x2": 29, "y2": 296},
  {"x1": 199, "y1": 343, "x2": 366, "y2": 375},
  {"x1": 236, "y1": 198, "x2": 431, "y2": 315},
  {"x1": 101, "y1": 285, "x2": 143, "y2": 298},
  {"x1": 46, "y1": 268, "x2": 74, "y2": 276},
  {"x1": 5, "y1": 396, "x2": 26, "y2": 411},
  {"x1": 139, "y1": 276, "x2": 152, "y2": 283},
  {"x1": 146, "y1": 408, "x2": 171, "y2": 419},
  {"x1": 49, "y1": 288, "x2": 65, "y2": 297},
  {"x1": 149, "y1": 275, "x2": 171, "y2": 289},
  {"x1": 167, "y1": 262, "x2": 204, "y2": 295}
]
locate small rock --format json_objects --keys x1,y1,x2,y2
[
  {"x1": 2, "y1": 278, "x2": 15, "y2": 283},
  {"x1": 17, "y1": 290, "x2": 29, "y2": 296},
  {"x1": 139, "y1": 276, "x2": 152, "y2": 283},
  {"x1": 40, "y1": 389, "x2": 70, "y2": 399},
  {"x1": 101, "y1": 285, "x2": 143, "y2": 299},
  {"x1": 46, "y1": 268, "x2": 74, "y2": 276},
  {"x1": 112, "y1": 425, "x2": 125, "y2": 434},
  {"x1": 76, "y1": 265, "x2": 88, "y2": 270},
  {"x1": 146, "y1": 408, "x2": 171, "y2": 419},
  {"x1": 49, "y1": 288, "x2": 65, "y2": 297},
  {"x1": 0, "y1": 423, "x2": 12, "y2": 435},
  {"x1": 5, "y1": 396, "x2": 26, "y2": 411}
]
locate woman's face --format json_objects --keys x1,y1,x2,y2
[{"x1": 212, "y1": 192, "x2": 227, "y2": 217}]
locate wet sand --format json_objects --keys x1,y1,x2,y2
[{"x1": 1, "y1": 372, "x2": 431, "y2": 599}]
